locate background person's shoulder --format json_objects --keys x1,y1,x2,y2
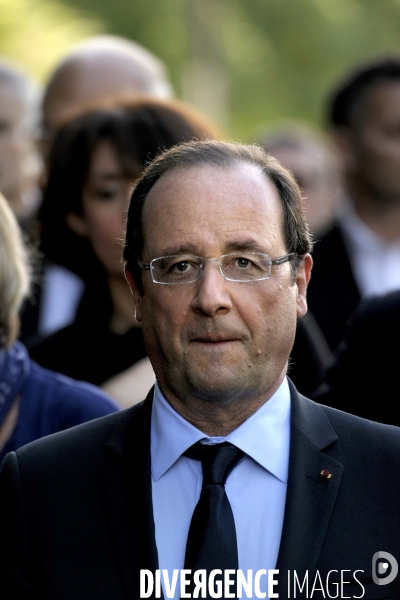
[
  {"x1": 27, "y1": 359, "x2": 121, "y2": 412},
  {"x1": 319, "y1": 400, "x2": 400, "y2": 453}
]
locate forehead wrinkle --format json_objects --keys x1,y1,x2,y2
[
  {"x1": 142, "y1": 163, "x2": 287, "y2": 259},
  {"x1": 150, "y1": 237, "x2": 274, "y2": 261},
  {"x1": 223, "y1": 239, "x2": 267, "y2": 252},
  {"x1": 144, "y1": 202, "x2": 285, "y2": 258},
  {"x1": 153, "y1": 242, "x2": 199, "y2": 257}
]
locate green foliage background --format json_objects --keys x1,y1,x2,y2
[{"x1": 2, "y1": 0, "x2": 400, "y2": 141}]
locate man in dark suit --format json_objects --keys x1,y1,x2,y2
[
  {"x1": 307, "y1": 55, "x2": 400, "y2": 351},
  {"x1": 313, "y1": 290, "x2": 400, "y2": 426},
  {"x1": 1, "y1": 140, "x2": 400, "y2": 599}
]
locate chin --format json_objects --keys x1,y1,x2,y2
[{"x1": 185, "y1": 370, "x2": 264, "y2": 406}]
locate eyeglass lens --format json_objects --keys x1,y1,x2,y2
[{"x1": 151, "y1": 253, "x2": 273, "y2": 284}]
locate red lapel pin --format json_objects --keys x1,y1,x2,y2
[{"x1": 320, "y1": 469, "x2": 332, "y2": 479}]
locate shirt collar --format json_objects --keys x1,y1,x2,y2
[
  {"x1": 338, "y1": 198, "x2": 400, "y2": 252},
  {"x1": 151, "y1": 378, "x2": 291, "y2": 484}
]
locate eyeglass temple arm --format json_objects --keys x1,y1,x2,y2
[
  {"x1": 138, "y1": 259, "x2": 150, "y2": 270},
  {"x1": 271, "y1": 253, "x2": 296, "y2": 266}
]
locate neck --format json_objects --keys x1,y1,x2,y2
[
  {"x1": 161, "y1": 370, "x2": 286, "y2": 437},
  {"x1": 108, "y1": 274, "x2": 138, "y2": 334},
  {"x1": 347, "y1": 179, "x2": 400, "y2": 242}
]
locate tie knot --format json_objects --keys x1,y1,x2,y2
[{"x1": 184, "y1": 441, "x2": 244, "y2": 485}]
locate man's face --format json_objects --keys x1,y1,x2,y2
[
  {"x1": 0, "y1": 83, "x2": 34, "y2": 207},
  {"x1": 128, "y1": 163, "x2": 311, "y2": 414},
  {"x1": 347, "y1": 82, "x2": 400, "y2": 203},
  {"x1": 271, "y1": 145, "x2": 340, "y2": 234}
]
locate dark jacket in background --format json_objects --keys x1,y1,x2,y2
[
  {"x1": 313, "y1": 290, "x2": 400, "y2": 426},
  {"x1": 27, "y1": 282, "x2": 147, "y2": 386},
  {"x1": 307, "y1": 222, "x2": 361, "y2": 352},
  {"x1": 289, "y1": 312, "x2": 332, "y2": 397}
]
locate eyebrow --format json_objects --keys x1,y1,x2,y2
[
  {"x1": 156, "y1": 243, "x2": 199, "y2": 256},
  {"x1": 156, "y1": 239, "x2": 268, "y2": 257},
  {"x1": 224, "y1": 239, "x2": 267, "y2": 253}
]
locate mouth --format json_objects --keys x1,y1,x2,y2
[{"x1": 191, "y1": 334, "x2": 240, "y2": 345}]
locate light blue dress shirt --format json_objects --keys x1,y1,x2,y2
[{"x1": 151, "y1": 378, "x2": 291, "y2": 599}]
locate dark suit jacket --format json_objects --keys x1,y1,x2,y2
[
  {"x1": 313, "y1": 290, "x2": 400, "y2": 426},
  {"x1": 1, "y1": 383, "x2": 400, "y2": 599},
  {"x1": 307, "y1": 222, "x2": 361, "y2": 352}
]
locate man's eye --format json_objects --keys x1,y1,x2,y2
[
  {"x1": 235, "y1": 257, "x2": 251, "y2": 269},
  {"x1": 172, "y1": 261, "x2": 193, "y2": 272}
]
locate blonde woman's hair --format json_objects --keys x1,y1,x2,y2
[{"x1": 0, "y1": 193, "x2": 30, "y2": 348}]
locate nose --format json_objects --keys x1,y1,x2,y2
[{"x1": 191, "y1": 260, "x2": 233, "y2": 317}]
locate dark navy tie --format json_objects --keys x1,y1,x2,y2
[{"x1": 184, "y1": 441, "x2": 244, "y2": 597}]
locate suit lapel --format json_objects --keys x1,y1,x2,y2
[
  {"x1": 98, "y1": 388, "x2": 160, "y2": 599},
  {"x1": 96, "y1": 382, "x2": 344, "y2": 597},
  {"x1": 276, "y1": 382, "x2": 344, "y2": 596}
]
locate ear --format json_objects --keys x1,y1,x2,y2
[
  {"x1": 66, "y1": 211, "x2": 88, "y2": 237},
  {"x1": 124, "y1": 267, "x2": 142, "y2": 323},
  {"x1": 296, "y1": 253, "x2": 312, "y2": 318}
]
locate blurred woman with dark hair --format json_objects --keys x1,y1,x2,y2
[
  {"x1": 0, "y1": 192, "x2": 119, "y2": 464},
  {"x1": 27, "y1": 97, "x2": 221, "y2": 398}
]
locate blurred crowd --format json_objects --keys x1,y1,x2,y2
[{"x1": 1, "y1": 34, "x2": 400, "y2": 461}]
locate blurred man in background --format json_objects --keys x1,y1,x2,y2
[
  {"x1": 41, "y1": 35, "x2": 174, "y2": 160},
  {"x1": 307, "y1": 55, "x2": 400, "y2": 351},
  {"x1": 0, "y1": 58, "x2": 42, "y2": 233},
  {"x1": 259, "y1": 122, "x2": 343, "y2": 236},
  {"x1": 256, "y1": 122, "x2": 335, "y2": 394}
]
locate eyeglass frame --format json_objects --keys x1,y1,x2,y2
[{"x1": 137, "y1": 252, "x2": 297, "y2": 285}]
